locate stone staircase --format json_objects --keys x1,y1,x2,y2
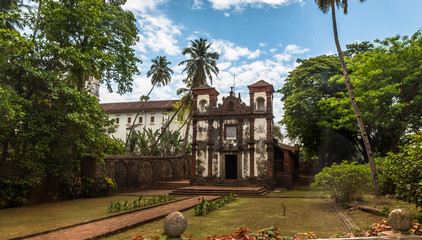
[
  {"x1": 152, "y1": 180, "x2": 190, "y2": 190},
  {"x1": 170, "y1": 185, "x2": 271, "y2": 197}
]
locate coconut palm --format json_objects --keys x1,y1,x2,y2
[
  {"x1": 0, "y1": 0, "x2": 28, "y2": 30},
  {"x1": 178, "y1": 38, "x2": 220, "y2": 88},
  {"x1": 176, "y1": 38, "x2": 220, "y2": 153},
  {"x1": 124, "y1": 56, "x2": 173, "y2": 152},
  {"x1": 315, "y1": 0, "x2": 380, "y2": 194},
  {"x1": 148, "y1": 38, "x2": 219, "y2": 156}
]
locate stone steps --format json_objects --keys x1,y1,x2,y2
[
  {"x1": 171, "y1": 186, "x2": 270, "y2": 197},
  {"x1": 153, "y1": 180, "x2": 190, "y2": 190}
]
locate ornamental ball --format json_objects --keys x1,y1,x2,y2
[{"x1": 163, "y1": 211, "x2": 187, "y2": 238}]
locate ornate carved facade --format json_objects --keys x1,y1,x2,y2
[{"x1": 191, "y1": 80, "x2": 285, "y2": 187}]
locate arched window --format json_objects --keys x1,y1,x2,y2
[
  {"x1": 228, "y1": 101, "x2": 234, "y2": 111},
  {"x1": 256, "y1": 97, "x2": 265, "y2": 111},
  {"x1": 199, "y1": 99, "x2": 208, "y2": 113}
]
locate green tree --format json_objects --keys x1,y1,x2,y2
[
  {"x1": 0, "y1": 1, "x2": 138, "y2": 203},
  {"x1": 314, "y1": 0, "x2": 380, "y2": 194},
  {"x1": 35, "y1": 0, "x2": 141, "y2": 94},
  {"x1": 376, "y1": 133, "x2": 422, "y2": 208},
  {"x1": 177, "y1": 38, "x2": 220, "y2": 153},
  {"x1": 321, "y1": 31, "x2": 422, "y2": 156},
  {"x1": 0, "y1": 0, "x2": 27, "y2": 30},
  {"x1": 125, "y1": 56, "x2": 173, "y2": 152},
  {"x1": 279, "y1": 55, "x2": 357, "y2": 165},
  {"x1": 179, "y1": 38, "x2": 220, "y2": 88}
]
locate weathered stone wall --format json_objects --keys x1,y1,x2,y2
[{"x1": 81, "y1": 155, "x2": 190, "y2": 192}]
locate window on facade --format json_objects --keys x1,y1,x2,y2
[
  {"x1": 115, "y1": 118, "x2": 119, "y2": 124},
  {"x1": 150, "y1": 116, "x2": 155, "y2": 124},
  {"x1": 256, "y1": 97, "x2": 265, "y2": 111},
  {"x1": 127, "y1": 117, "x2": 131, "y2": 123},
  {"x1": 199, "y1": 99, "x2": 208, "y2": 113},
  {"x1": 228, "y1": 101, "x2": 234, "y2": 111},
  {"x1": 139, "y1": 117, "x2": 143, "y2": 124},
  {"x1": 225, "y1": 126, "x2": 237, "y2": 140}
]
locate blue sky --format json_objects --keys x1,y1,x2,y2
[{"x1": 100, "y1": 0, "x2": 422, "y2": 123}]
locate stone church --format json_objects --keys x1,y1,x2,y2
[{"x1": 190, "y1": 80, "x2": 298, "y2": 188}]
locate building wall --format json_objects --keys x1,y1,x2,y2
[
  {"x1": 107, "y1": 111, "x2": 188, "y2": 141},
  {"x1": 82, "y1": 155, "x2": 190, "y2": 191}
]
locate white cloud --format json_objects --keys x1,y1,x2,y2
[
  {"x1": 273, "y1": 44, "x2": 309, "y2": 62},
  {"x1": 224, "y1": 12, "x2": 230, "y2": 17},
  {"x1": 248, "y1": 49, "x2": 261, "y2": 59},
  {"x1": 206, "y1": 0, "x2": 304, "y2": 11},
  {"x1": 123, "y1": 0, "x2": 168, "y2": 13},
  {"x1": 259, "y1": 42, "x2": 268, "y2": 47},
  {"x1": 285, "y1": 44, "x2": 309, "y2": 54},
  {"x1": 192, "y1": 0, "x2": 205, "y2": 9},
  {"x1": 210, "y1": 39, "x2": 260, "y2": 61},
  {"x1": 135, "y1": 14, "x2": 183, "y2": 56}
]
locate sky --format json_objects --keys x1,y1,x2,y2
[{"x1": 99, "y1": 0, "x2": 422, "y2": 123}]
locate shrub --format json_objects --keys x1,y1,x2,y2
[
  {"x1": 0, "y1": 177, "x2": 31, "y2": 208},
  {"x1": 82, "y1": 175, "x2": 117, "y2": 197},
  {"x1": 376, "y1": 132, "x2": 422, "y2": 208},
  {"x1": 311, "y1": 161, "x2": 372, "y2": 204},
  {"x1": 194, "y1": 193, "x2": 236, "y2": 216}
]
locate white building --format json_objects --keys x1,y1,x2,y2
[{"x1": 100, "y1": 100, "x2": 188, "y2": 141}]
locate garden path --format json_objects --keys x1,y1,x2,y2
[{"x1": 22, "y1": 195, "x2": 220, "y2": 240}]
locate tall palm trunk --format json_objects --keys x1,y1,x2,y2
[
  {"x1": 181, "y1": 108, "x2": 192, "y2": 155},
  {"x1": 330, "y1": 0, "x2": 380, "y2": 194},
  {"x1": 124, "y1": 84, "x2": 156, "y2": 152}
]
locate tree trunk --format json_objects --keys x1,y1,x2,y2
[
  {"x1": 148, "y1": 90, "x2": 191, "y2": 156},
  {"x1": 124, "y1": 84, "x2": 156, "y2": 152},
  {"x1": 181, "y1": 112, "x2": 192, "y2": 155},
  {"x1": 330, "y1": 0, "x2": 380, "y2": 195}
]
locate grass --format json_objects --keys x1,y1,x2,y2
[
  {"x1": 267, "y1": 189, "x2": 328, "y2": 198},
  {"x1": 105, "y1": 197, "x2": 345, "y2": 239},
  {"x1": 342, "y1": 194, "x2": 420, "y2": 230},
  {"x1": 0, "y1": 195, "x2": 180, "y2": 239}
]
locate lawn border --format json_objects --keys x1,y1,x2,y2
[{"x1": 8, "y1": 197, "x2": 187, "y2": 240}]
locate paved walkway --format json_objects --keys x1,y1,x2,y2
[{"x1": 22, "y1": 196, "x2": 220, "y2": 240}]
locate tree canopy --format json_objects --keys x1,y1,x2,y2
[
  {"x1": 0, "y1": 0, "x2": 138, "y2": 203},
  {"x1": 279, "y1": 30, "x2": 422, "y2": 166}
]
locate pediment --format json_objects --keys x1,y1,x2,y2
[{"x1": 210, "y1": 94, "x2": 250, "y2": 115}]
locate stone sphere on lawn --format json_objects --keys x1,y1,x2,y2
[
  {"x1": 388, "y1": 209, "x2": 412, "y2": 232},
  {"x1": 163, "y1": 211, "x2": 187, "y2": 238}
]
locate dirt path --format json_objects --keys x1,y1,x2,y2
[{"x1": 23, "y1": 196, "x2": 220, "y2": 240}]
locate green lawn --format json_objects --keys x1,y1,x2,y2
[
  {"x1": 266, "y1": 189, "x2": 328, "y2": 198},
  {"x1": 105, "y1": 197, "x2": 345, "y2": 239},
  {"x1": 0, "y1": 195, "x2": 180, "y2": 239},
  {"x1": 342, "y1": 194, "x2": 420, "y2": 230}
]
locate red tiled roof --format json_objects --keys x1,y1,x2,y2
[
  {"x1": 100, "y1": 100, "x2": 179, "y2": 113},
  {"x1": 193, "y1": 84, "x2": 214, "y2": 90},
  {"x1": 248, "y1": 80, "x2": 272, "y2": 87}
]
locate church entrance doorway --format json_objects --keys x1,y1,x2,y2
[{"x1": 225, "y1": 154, "x2": 238, "y2": 179}]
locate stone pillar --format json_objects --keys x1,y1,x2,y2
[
  {"x1": 266, "y1": 92, "x2": 272, "y2": 113},
  {"x1": 249, "y1": 119, "x2": 255, "y2": 178},
  {"x1": 266, "y1": 117, "x2": 274, "y2": 178},
  {"x1": 249, "y1": 92, "x2": 255, "y2": 111},
  {"x1": 207, "y1": 119, "x2": 213, "y2": 178},
  {"x1": 191, "y1": 120, "x2": 197, "y2": 180}
]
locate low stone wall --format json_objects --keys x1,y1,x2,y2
[{"x1": 81, "y1": 155, "x2": 190, "y2": 192}]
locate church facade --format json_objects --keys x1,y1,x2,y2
[{"x1": 191, "y1": 80, "x2": 290, "y2": 187}]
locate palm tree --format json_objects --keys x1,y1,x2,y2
[
  {"x1": 179, "y1": 38, "x2": 220, "y2": 87},
  {"x1": 0, "y1": 0, "x2": 27, "y2": 31},
  {"x1": 177, "y1": 38, "x2": 220, "y2": 153},
  {"x1": 124, "y1": 56, "x2": 173, "y2": 152},
  {"x1": 315, "y1": 0, "x2": 380, "y2": 194}
]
